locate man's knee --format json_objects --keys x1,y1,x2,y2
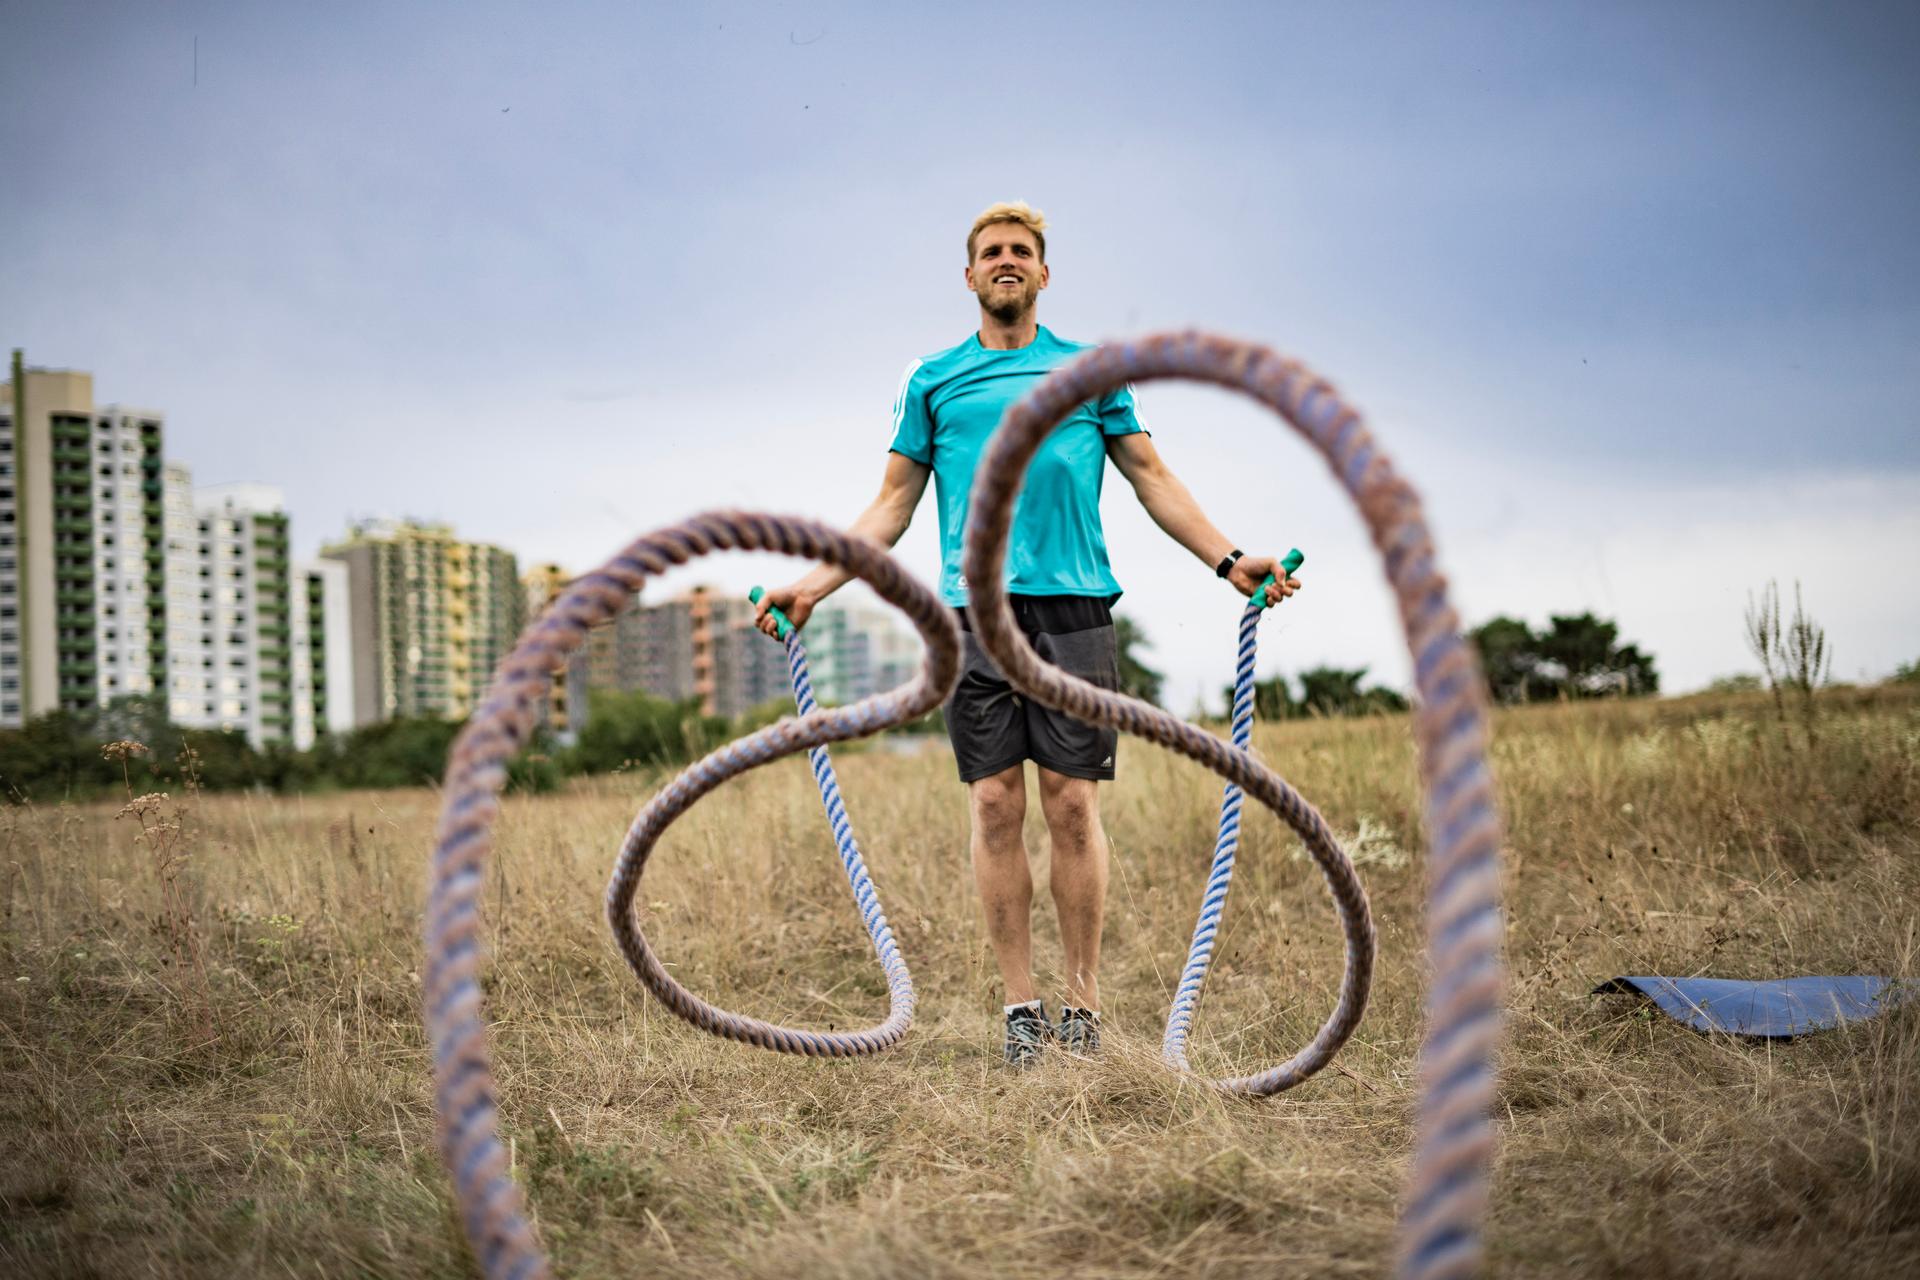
[
  {"x1": 1037, "y1": 769, "x2": 1100, "y2": 846},
  {"x1": 969, "y1": 767, "x2": 1026, "y2": 843}
]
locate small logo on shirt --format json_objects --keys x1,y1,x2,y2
[
  {"x1": 956, "y1": 573, "x2": 968, "y2": 589},
  {"x1": 1100, "y1": 755, "x2": 1113, "y2": 768}
]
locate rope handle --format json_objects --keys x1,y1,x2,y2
[
  {"x1": 1252, "y1": 546, "x2": 1306, "y2": 610},
  {"x1": 749, "y1": 585, "x2": 796, "y2": 639}
]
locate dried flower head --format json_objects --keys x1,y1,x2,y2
[
  {"x1": 101, "y1": 740, "x2": 150, "y2": 762},
  {"x1": 116, "y1": 792, "x2": 171, "y2": 820}
]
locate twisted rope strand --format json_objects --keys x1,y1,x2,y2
[{"x1": 959, "y1": 332, "x2": 1502, "y2": 1279}]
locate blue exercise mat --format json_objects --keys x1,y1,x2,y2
[{"x1": 1593, "y1": 975, "x2": 1914, "y2": 1038}]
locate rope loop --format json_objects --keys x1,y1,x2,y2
[
  {"x1": 961, "y1": 331, "x2": 1502, "y2": 1279},
  {"x1": 425, "y1": 510, "x2": 959, "y2": 1280}
]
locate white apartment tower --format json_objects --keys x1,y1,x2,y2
[
  {"x1": 163, "y1": 477, "x2": 354, "y2": 750},
  {"x1": 162, "y1": 477, "x2": 299, "y2": 747},
  {"x1": 293, "y1": 558, "x2": 354, "y2": 746}
]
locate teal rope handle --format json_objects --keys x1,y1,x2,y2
[
  {"x1": 749, "y1": 585, "x2": 795, "y2": 639},
  {"x1": 1255, "y1": 547, "x2": 1306, "y2": 610}
]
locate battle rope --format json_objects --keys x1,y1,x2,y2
[
  {"x1": 425, "y1": 513, "x2": 960, "y2": 1280},
  {"x1": 742, "y1": 585, "x2": 916, "y2": 1043},
  {"x1": 961, "y1": 331, "x2": 1502, "y2": 1279},
  {"x1": 423, "y1": 332, "x2": 1502, "y2": 1280},
  {"x1": 1161, "y1": 547, "x2": 1304, "y2": 1074}
]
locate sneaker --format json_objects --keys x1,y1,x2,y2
[
  {"x1": 1004, "y1": 1002, "x2": 1050, "y2": 1068},
  {"x1": 1058, "y1": 1006, "x2": 1102, "y2": 1056}
]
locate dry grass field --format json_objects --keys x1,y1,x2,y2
[{"x1": 2, "y1": 689, "x2": 1917, "y2": 1277}]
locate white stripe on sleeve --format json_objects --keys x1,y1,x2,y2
[
  {"x1": 1128, "y1": 382, "x2": 1150, "y2": 434},
  {"x1": 890, "y1": 358, "x2": 923, "y2": 434}
]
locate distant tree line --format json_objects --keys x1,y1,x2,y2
[
  {"x1": 0, "y1": 610, "x2": 1673, "y2": 801},
  {"x1": 0, "y1": 686, "x2": 947, "y2": 805},
  {"x1": 1467, "y1": 612, "x2": 1658, "y2": 703},
  {"x1": 1220, "y1": 667, "x2": 1410, "y2": 719},
  {"x1": 1121, "y1": 609, "x2": 1659, "y2": 717}
]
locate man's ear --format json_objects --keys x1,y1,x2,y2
[
  {"x1": 1038, "y1": 263, "x2": 1050, "y2": 290},
  {"x1": 963, "y1": 262, "x2": 977, "y2": 291}
]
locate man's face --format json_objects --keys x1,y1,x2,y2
[{"x1": 965, "y1": 223, "x2": 1049, "y2": 322}]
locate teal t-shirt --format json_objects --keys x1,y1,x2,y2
[{"x1": 887, "y1": 325, "x2": 1145, "y2": 607}]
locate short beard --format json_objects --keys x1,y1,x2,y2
[{"x1": 976, "y1": 278, "x2": 1039, "y2": 325}]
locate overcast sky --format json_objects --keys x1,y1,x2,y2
[{"x1": 5, "y1": 2, "x2": 1916, "y2": 712}]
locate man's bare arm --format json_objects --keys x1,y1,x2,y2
[
  {"x1": 754, "y1": 451, "x2": 932, "y2": 636},
  {"x1": 1106, "y1": 432, "x2": 1299, "y2": 606}
]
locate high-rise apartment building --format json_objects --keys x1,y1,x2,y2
[
  {"x1": 709, "y1": 594, "x2": 793, "y2": 718},
  {"x1": 293, "y1": 559, "x2": 353, "y2": 747},
  {"x1": 325, "y1": 519, "x2": 525, "y2": 723},
  {"x1": 559, "y1": 584, "x2": 928, "y2": 726},
  {"x1": 753, "y1": 602, "x2": 922, "y2": 708},
  {"x1": 522, "y1": 562, "x2": 573, "y2": 739},
  {"x1": 1, "y1": 352, "x2": 168, "y2": 727},
  {"x1": 567, "y1": 586, "x2": 919, "y2": 722},
  {"x1": 576, "y1": 586, "x2": 786, "y2": 719},
  {"x1": 160, "y1": 475, "x2": 312, "y2": 748}
]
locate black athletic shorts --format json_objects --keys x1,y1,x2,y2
[{"x1": 947, "y1": 595, "x2": 1121, "y2": 784}]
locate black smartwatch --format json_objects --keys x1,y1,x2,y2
[{"x1": 1215, "y1": 549, "x2": 1244, "y2": 579}]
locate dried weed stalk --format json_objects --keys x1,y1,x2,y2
[
  {"x1": 1745, "y1": 579, "x2": 1833, "y2": 747},
  {"x1": 106, "y1": 739, "x2": 217, "y2": 1043}
]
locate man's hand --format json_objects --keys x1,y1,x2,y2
[
  {"x1": 754, "y1": 584, "x2": 816, "y2": 638},
  {"x1": 1228, "y1": 554, "x2": 1302, "y2": 607}
]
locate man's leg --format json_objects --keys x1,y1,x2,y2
[
  {"x1": 969, "y1": 764, "x2": 1036, "y2": 1005},
  {"x1": 1037, "y1": 765, "x2": 1108, "y2": 1012}
]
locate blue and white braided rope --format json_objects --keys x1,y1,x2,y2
[
  {"x1": 1162, "y1": 595, "x2": 1264, "y2": 1070},
  {"x1": 777, "y1": 626, "x2": 915, "y2": 1027}
]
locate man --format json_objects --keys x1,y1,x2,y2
[{"x1": 755, "y1": 201, "x2": 1298, "y2": 1066}]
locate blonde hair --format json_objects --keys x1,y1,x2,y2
[{"x1": 967, "y1": 201, "x2": 1048, "y2": 263}]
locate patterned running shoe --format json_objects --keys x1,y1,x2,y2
[
  {"x1": 1004, "y1": 1002, "x2": 1050, "y2": 1068},
  {"x1": 1057, "y1": 1005, "x2": 1102, "y2": 1056}
]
